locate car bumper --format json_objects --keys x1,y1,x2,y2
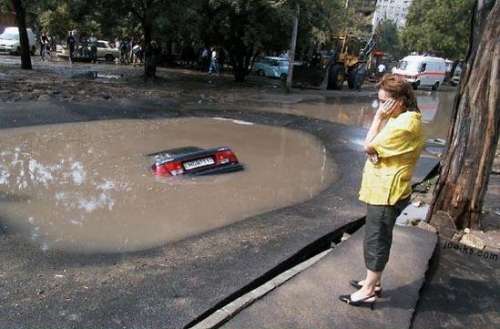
[{"x1": 188, "y1": 163, "x2": 244, "y2": 176}]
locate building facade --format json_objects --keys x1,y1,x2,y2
[{"x1": 372, "y1": 0, "x2": 414, "y2": 30}]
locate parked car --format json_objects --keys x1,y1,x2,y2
[
  {"x1": 149, "y1": 146, "x2": 244, "y2": 177},
  {"x1": 253, "y1": 56, "x2": 289, "y2": 79},
  {"x1": 56, "y1": 40, "x2": 119, "y2": 62},
  {"x1": 392, "y1": 55, "x2": 447, "y2": 90},
  {"x1": 95, "y1": 40, "x2": 120, "y2": 62},
  {"x1": 0, "y1": 26, "x2": 36, "y2": 55}
]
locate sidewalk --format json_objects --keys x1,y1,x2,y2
[{"x1": 219, "y1": 226, "x2": 437, "y2": 329}]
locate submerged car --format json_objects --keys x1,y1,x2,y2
[{"x1": 149, "y1": 146, "x2": 243, "y2": 177}]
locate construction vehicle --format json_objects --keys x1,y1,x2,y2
[
  {"x1": 293, "y1": 33, "x2": 376, "y2": 90},
  {"x1": 293, "y1": 0, "x2": 377, "y2": 90},
  {"x1": 325, "y1": 32, "x2": 376, "y2": 89}
]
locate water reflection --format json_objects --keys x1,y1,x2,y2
[
  {"x1": 0, "y1": 118, "x2": 334, "y2": 253},
  {"x1": 255, "y1": 90, "x2": 457, "y2": 139}
]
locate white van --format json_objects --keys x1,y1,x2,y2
[
  {"x1": 0, "y1": 26, "x2": 37, "y2": 55},
  {"x1": 392, "y1": 55, "x2": 447, "y2": 90}
]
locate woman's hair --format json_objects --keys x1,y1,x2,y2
[{"x1": 377, "y1": 74, "x2": 420, "y2": 112}]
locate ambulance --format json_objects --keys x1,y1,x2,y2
[{"x1": 392, "y1": 55, "x2": 447, "y2": 90}]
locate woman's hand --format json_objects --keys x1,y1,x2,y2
[
  {"x1": 364, "y1": 144, "x2": 379, "y2": 164},
  {"x1": 368, "y1": 152, "x2": 379, "y2": 164},
  {"x1": 376, "y1": 98, "x2": 404, "y2": 119}
]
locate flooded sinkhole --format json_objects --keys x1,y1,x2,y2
[{"x1": 0, "y1": 118, "x2": 335, "y2": 253}]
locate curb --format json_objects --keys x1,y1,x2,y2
[{"x1": 189, "y1": 248, "x2": 333, "y2": 329}]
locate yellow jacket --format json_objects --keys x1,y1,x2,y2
[{"x1": 359, "y1": 111, "x2": 424, "y2": 205}]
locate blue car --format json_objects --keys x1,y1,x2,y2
[{"x1": 253, "y1": 56, "x2": 289, "y2": 79}]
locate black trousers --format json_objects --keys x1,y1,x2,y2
[{"x1": 364, "y1": 197, "x2": 410, "y2": 272}]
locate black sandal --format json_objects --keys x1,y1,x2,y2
[
  {"x1": 349, "y1": 280, "x2": 382, "y2": 297},
  {"x1": 338, "y1": 293, "x2": 376, "y2": 309}
]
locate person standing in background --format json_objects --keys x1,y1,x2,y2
[{"x1": 67, "y1": 31, "x2": 76, "y2": 63}]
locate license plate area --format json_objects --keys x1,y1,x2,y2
[{"x1": 183, "y1": 157, "x2": 215, "y2": 170}]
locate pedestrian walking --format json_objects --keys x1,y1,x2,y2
[
  {"x1": 120, "y1": 37, "x2": 130, "y2": 64},
  {"x1": 132, "y1": 43, "x2": 143, "y2": 65},
  {"x1": 90, "y1": 41, "x2": 98, "y2": 63},
  {"x1": 208, "y1": 47, "x2": 218, "y2": 74},
  {"x1": 67, "y1": 32, "x2": 76, "y2": 63},
  {"x1": 40, "y1": 33, "x2": 50, "y2": 61},
  {"x1": 377, "y1": 63, "x2": 386, "y2": 79},
  {"x1": 338, "y1": 74, "x2": 424, "y2": 308},
  {"x1": 199, "y1": 46, "x2": 210, "y2": 72}
]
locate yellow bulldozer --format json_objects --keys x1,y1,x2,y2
[
  {"x1": 294, "y1": 0, "x2": 377, "y2": 90},
  {"x1": 294, "y1": 33, "x2": 376, "y2": 90},
  {"x1": 325, "y1": 32, "x2": 375, "y2": 89}
]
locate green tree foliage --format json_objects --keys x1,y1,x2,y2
[
  {"x1": 375, "y1": 19, "x2": 403, "y2": 59},
  {"x1": 199, "y1": 0, "x2": 290, "y2": 81},
  {"x1": 401, "y1": 0, "x2": 475, "y2": 59},
  {"x1": 38, "y1": 3, "x2": 75, "y2": 39},
  {"x1": 199, "y1": 0, "x2": 357, "y2": 81},
  {"x1": 3, "y1": 0, "x2": 375, "y2": 80}
]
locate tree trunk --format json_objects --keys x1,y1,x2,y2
[
  {"x1": 428, "y1": 0, "x2": 500, "y2": 229},
  {"x1": 232, "y1": 54, "x2": 246, "y2": 82},
  {"x1": 229, "y1": 43, "x2": 251, "y2": 82},
  {"x1": 286, "y1": 4, "x2": 300, "y2": 92},
  {"x1": 143, "y1": 12, "x2": 156, "y2": 80},
  {"x1": 11, "y1": 0, "x2": 32, "y2": 70}
]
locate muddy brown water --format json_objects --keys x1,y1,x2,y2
[
  {"x1": 245, "y1": 91, "x2": 457, "y2": 140},
  {"x1": 0, "y1": 118, "x2": 334, "y2": 253}
]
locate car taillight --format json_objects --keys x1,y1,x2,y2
[
  {"x1": 215, "y1": 149, "x2": 238, "y2": 165},
  {"x1": 152, "y1": 160, "x2": 184, "y2": 176}
]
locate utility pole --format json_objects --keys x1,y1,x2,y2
[{"x1": 286, "y1": 4, "x2": 300, "y2": 92}]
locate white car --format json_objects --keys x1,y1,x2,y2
[
  {"x1": 95, "y1": 40, "x2": 120, "y2": 62},
  {"x1": 56, "y1": 40, "x2": 119, "y2": 62},
  {"x1": 0, "y1": 26, "x2": 37, "y2": 55}
]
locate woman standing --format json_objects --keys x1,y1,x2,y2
[{"x1": 339, "y1": 74, "x2": 424, "y2": 308}]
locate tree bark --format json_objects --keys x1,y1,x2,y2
[
  {"x1": 229, "y1": 40, "x2": 253, "y2": 82},
  {"x1": 428, "y1": 0, "x2": 500, "y2": 229},
  {"x1": 143, "y1": 19, "x2": 154, "y2": 79},
  {"x1": 286, "y1": 4, "x2": 300, "y2": 92},
  {"x1": 11, "y1": 0, "x2": 32, "y2": 70}
]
